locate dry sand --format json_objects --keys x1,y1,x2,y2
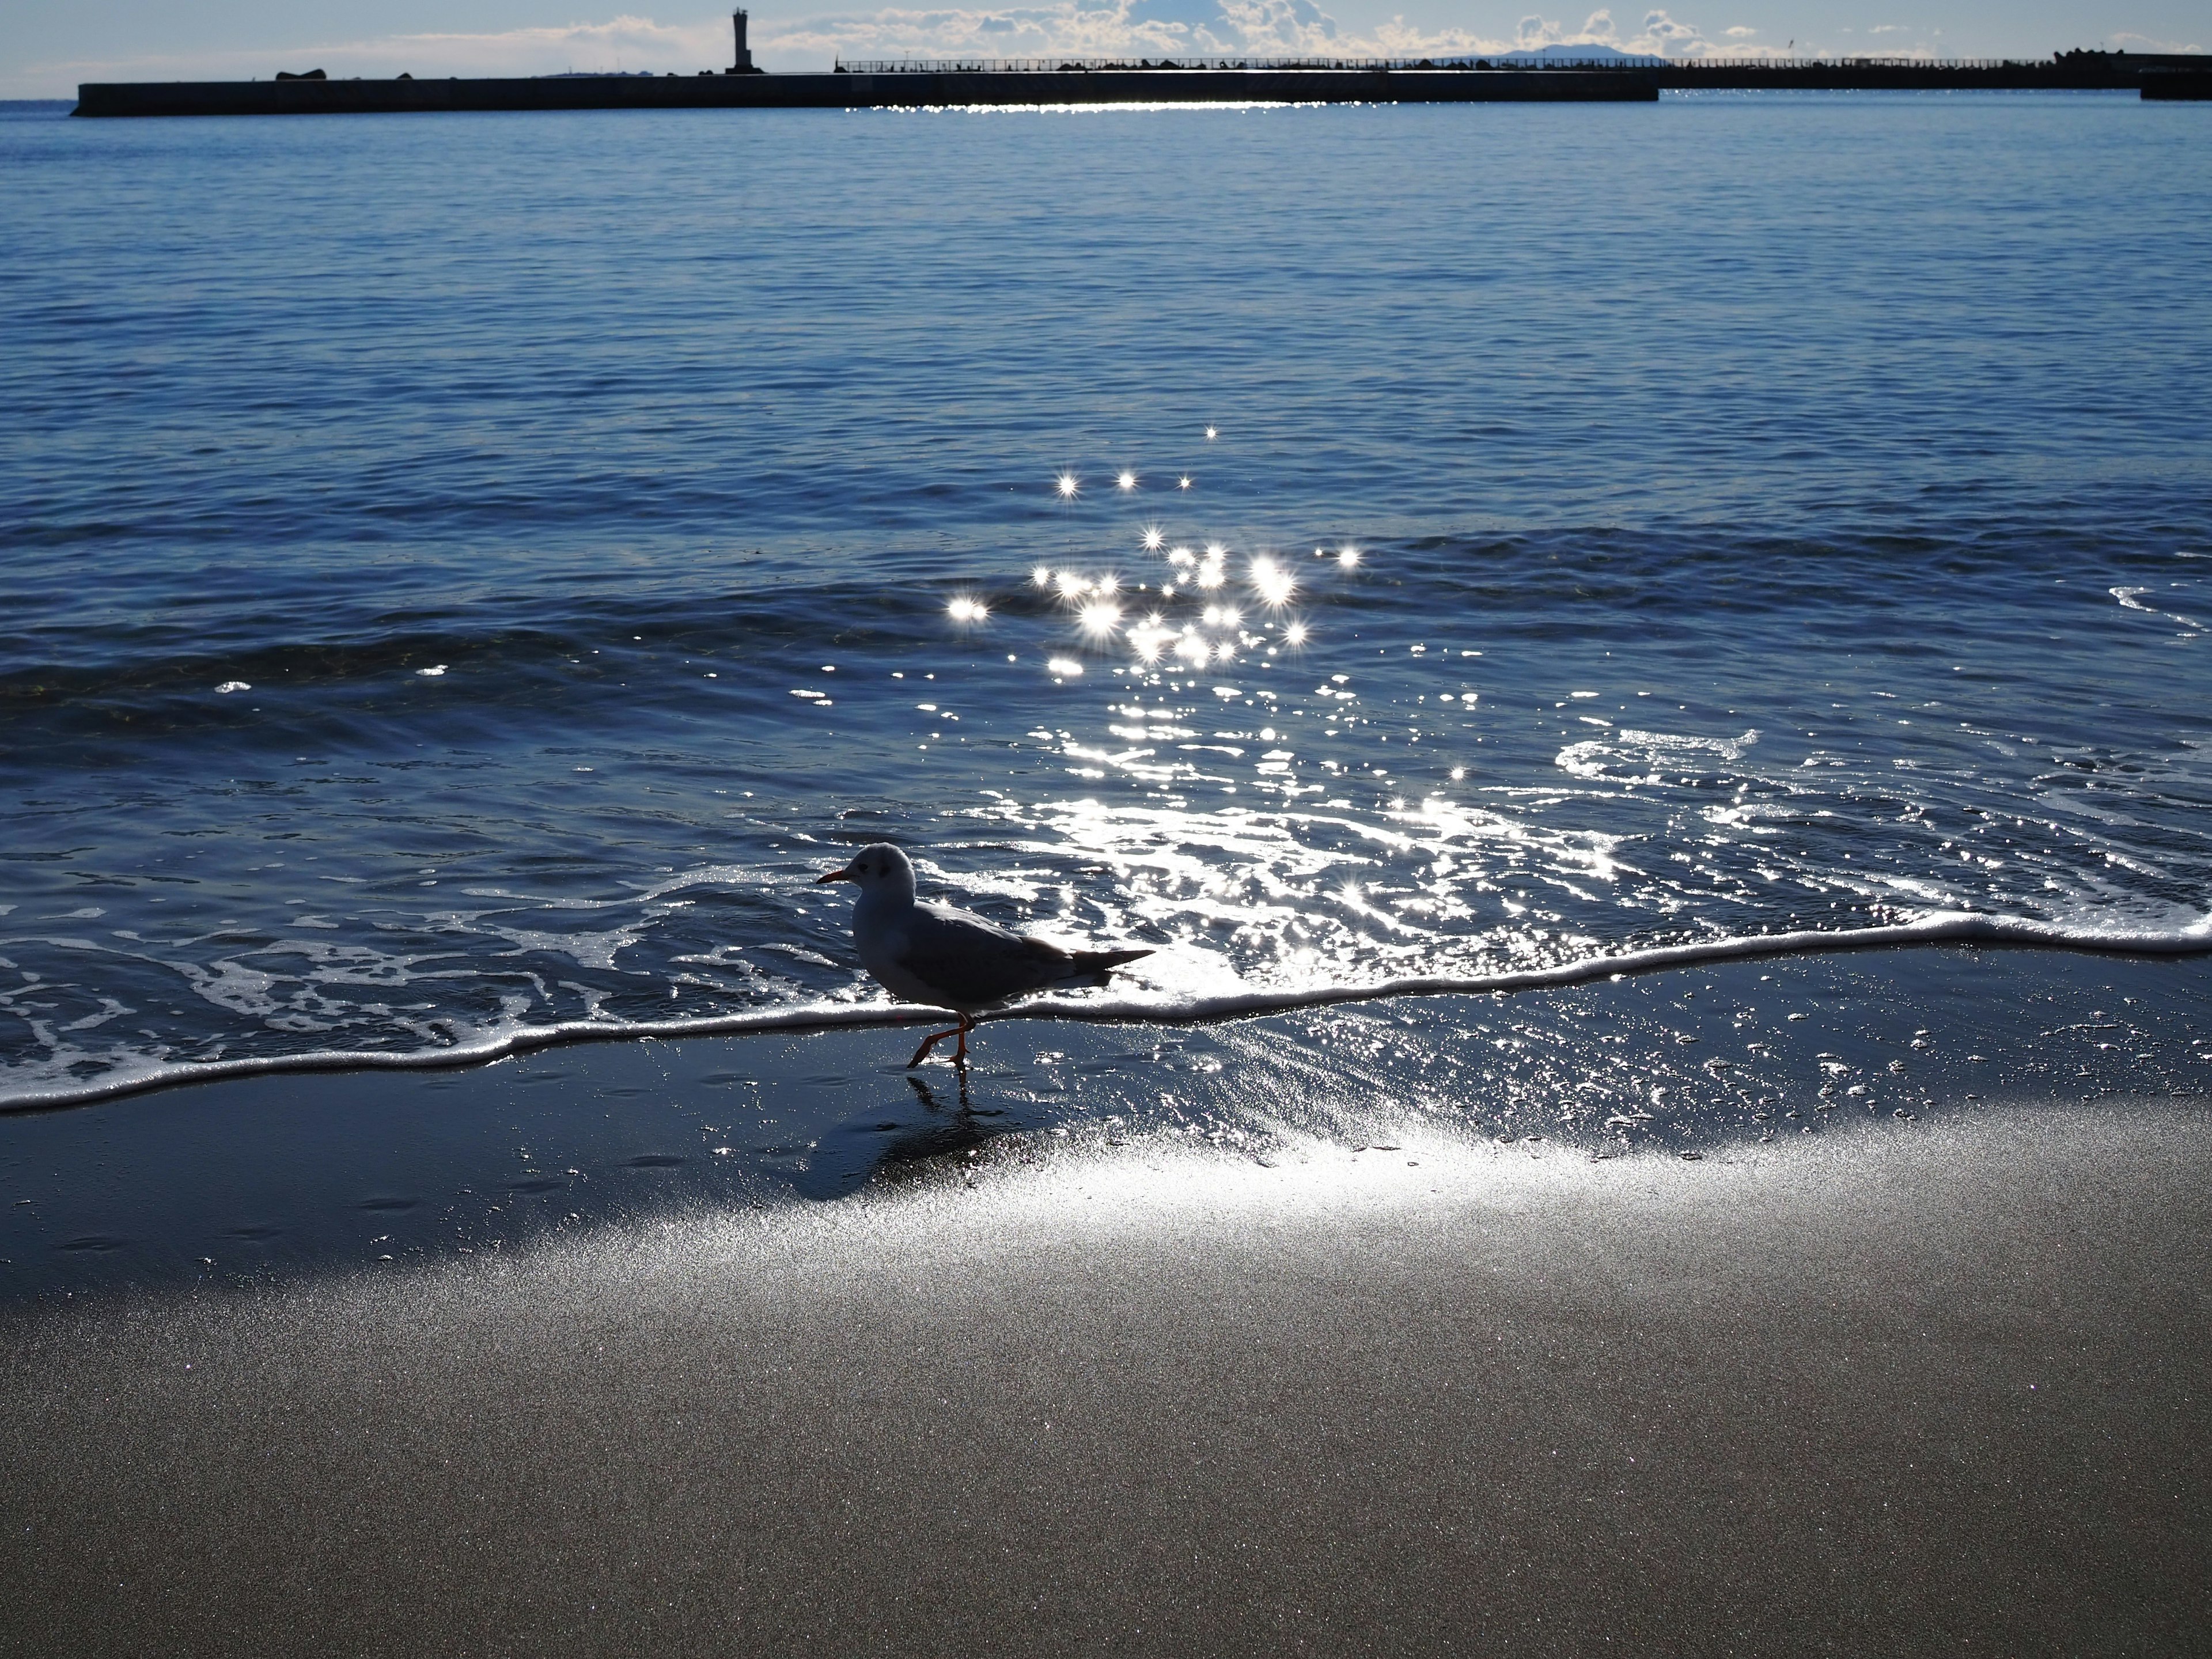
[{"x1": 4, "y1": 1096, "x2": 2209, "y2": 1656}]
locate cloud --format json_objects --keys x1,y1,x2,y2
[
  {"x1": 757, "y1": 0, "x2": 1448, "y2": 64},
  {"x1": 760, "y1": 0, "x2": 1793, "y2": 74},
  {"x1": 2111, "y1": 31, "x2": 2205, "y2": 53},
  {"x1": 20, "y1": 15, "x2": 730, "y2": 90},
  {"x1": 766, "y1": 0, "x2": 1763, "y2": 67},
  {"x1": 1628, "y1": 9, "x2": 1716, "y2": 54},
  {"x1": 760, "y1": 1, "x2": 1245, "y2": 63},
  {"x1": 1509, "y1": 9, "x2": 1720, "y2": 58},
  {"x1": 25, "y1": 2, "x2": 1486, "y2": 88},
  {"x1": 16, "y1": 1, "x2": 1739, "y2": 94}
]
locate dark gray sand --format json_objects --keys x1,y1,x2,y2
[{"x1": 5, "y1": 1094, "x2": 2210, "y2": 1656}]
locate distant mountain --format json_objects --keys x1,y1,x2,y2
[{"x1": 1494, "y1": 44, "x2": 1664, "y2": 65}]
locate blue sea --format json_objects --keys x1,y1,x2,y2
[{"x1": 2, "y1": 92, "x2": 2208, "y2": 1156}]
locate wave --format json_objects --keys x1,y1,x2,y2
[{"x1": 6, "y1": 908, "x2": 2203, "y2": 1115}]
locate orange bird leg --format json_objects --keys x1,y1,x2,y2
[
  {"x1": 908, "y1": 1022, "x2": 963, "y2": 1069},
  {"x1": 907, "y1": 1013, "x2": 978, "y2": 1069}
]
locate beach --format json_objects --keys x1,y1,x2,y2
[
  {"x1": 6, "y1": 1081, "x2": 2209, "y2": 1654},
  {"x1": 5, "y1": 947, "x2": 2209, "y2": 1652},
  {"x1": 3, "y1": 86, "x2": 2209, "y2": 1654}
]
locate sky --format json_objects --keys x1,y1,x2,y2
[{"x1": 1, "y1": 0, "x2": 2202, "y2": 96}]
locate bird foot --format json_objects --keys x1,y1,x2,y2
[
  {"x1": 907, "y1": 1016, "x2": 975, "y2": 1069},
  {"x1": 907, "y1": 1024, "x2": 964, "y2": 1069}
]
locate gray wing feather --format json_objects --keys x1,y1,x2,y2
[{"x1": 895, "y1": 902, "x2": 1137, "y2": 1009}]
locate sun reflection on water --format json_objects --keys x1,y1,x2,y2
[
  {"x1": 904, "y1": 450, "x2": 2207, "y2": 1016},
  {"x1": 914, "y1": 451, "x2": 1533, "y2": 998}
]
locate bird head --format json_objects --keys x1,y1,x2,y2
[{"x1": 816, "y1": 842, "x2": 916, "y2": 904}]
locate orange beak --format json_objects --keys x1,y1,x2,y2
[{"x1": 815, "y1": 866, "x2": 855, "y2": 885}]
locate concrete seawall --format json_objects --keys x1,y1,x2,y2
[
  {"x1": 2141, "y1": 70, "x2": 2212, "y2": 99},
  {"x1": 71, "y1": 69, "x2": 1657, "y2": 118}
]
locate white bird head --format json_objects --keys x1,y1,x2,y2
[{"x1": 815, "y1": 842, "x2": 916, "y2": 905}]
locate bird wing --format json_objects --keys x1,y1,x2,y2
[{"x1": 893, "y1": 902, "x2": 1090, "y2": 1010}]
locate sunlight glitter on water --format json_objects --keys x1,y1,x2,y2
[{"x1": 882, "y1": 474, "x2": 2212, "y2": 1022}]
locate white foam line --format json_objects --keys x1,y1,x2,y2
[
  {"x1": 1018, "y1": 910, "x2": 2212, "y2": 1025},
  {"x1": 0, "y1": 1002, "x2": 942, "y2": 1115},
  {"x1": 3, "y1": 910, "x2": 2205, "y2": 1113}
]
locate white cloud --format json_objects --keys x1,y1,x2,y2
[
  {"x1": 761, "y1": 2, "x2": 1244, "y2": 64},
  {"x1": 25, "y1": 3, "x2": 1496, "y2": 88},
  {"x1": 757, "y1": 0, "x2": 1497, "y2": 65},
  {"x1": 2111, "y1": 31, "x2": 2205, "y2": 53},
  {"x1": 18, "y1": 0, "x2": 1746, "y2": 94},
  {"x1": 1509, "y1": 8, "x2": 1719, "y2": 57},
  {"x1": 22, "y1": 15, "x2": 730, "y2": 90},
  {"x1": 17, "y1": 2, "x2": 2191, "y2": 95},
  {"x1": 1628, "y1": 9, "x2": 1716, "y2": 54},
  {"x1": 1359, "y1": 17, "x2": 1515, "y2": 57}
]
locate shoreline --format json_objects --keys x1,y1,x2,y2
[
  {"x1": 5, "y1": 1094, "x2": 2208, "y2": 1652},
  {"x1": 8, "y1": 912, "x2": 2205, "y2": 1116},
  {"x1": 3, "y1": 944, "x2": 2204, "y2": 1300}
]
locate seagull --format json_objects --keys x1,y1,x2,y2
[{"x1": 816, "y1": 843, "x2": 1153, "y2": 1067}]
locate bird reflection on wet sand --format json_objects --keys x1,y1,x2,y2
[{"x1": 789, "y1": 1067, "x2": 1020, "y2": 1199}]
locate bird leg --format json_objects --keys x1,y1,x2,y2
[
  {"x1": 907, "y1": 1013, "x2": 976, "y2": 1069},
  {"x1": 907, "y1": 1026, "x2": 957, "y2": 1067}
]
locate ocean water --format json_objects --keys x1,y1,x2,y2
[{"x1": 3, "y1": 92, "x2": 2209, "y2": 1123}]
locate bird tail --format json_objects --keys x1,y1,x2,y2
[{"x1": 1072, "y1": 946, "x2": 1152, "y2": 976}]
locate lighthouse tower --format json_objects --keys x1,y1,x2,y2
[{"x1": 729, "y1": 10, "x2": 764, "y2": 73}]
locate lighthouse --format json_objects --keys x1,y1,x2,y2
[{"x1": 729, "y1": 10, "x2": 764, "y2": 73}]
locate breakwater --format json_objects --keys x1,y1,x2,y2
[
  {"x1": 2142, "y1": 69, "x2": 2212, "y2": 100},
  {"x1": 71, "y1": 51, "x2": 2212, "y2": 119},
  {"x1": 852, "y1": 51, "x2": 2212, "y2": 93},
  {"x1": 1617, "y1": 52, "x2": 2202, "y2": 92},
  {"x1": 71, "y1": 68, "x2": 1656, "y2": 118}
]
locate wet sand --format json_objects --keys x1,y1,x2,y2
[
  {"x1": 6, "y1": 945, "x2": 2206, "y2": 1294},
  {"x1": 4, "y1": 1093, "x2": 2209, "y2": 1656}
]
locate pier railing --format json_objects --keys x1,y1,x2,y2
[
  {"x1": 834, "y1": 56, "x2": 1482, "y2": 73},
  {"x1": 834, "y1": 52, "x2": 2178, "y2": 75}
]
